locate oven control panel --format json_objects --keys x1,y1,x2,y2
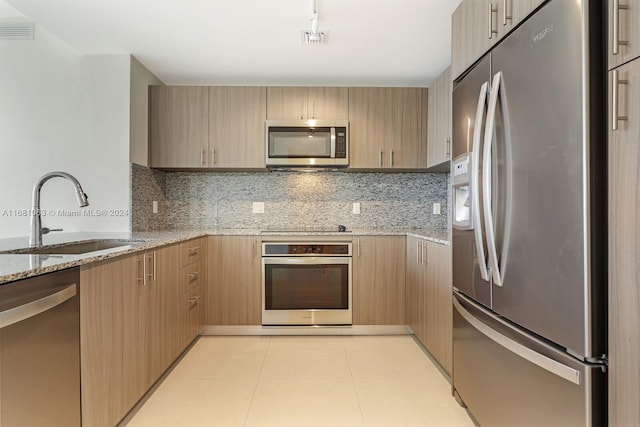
[{"x1": 263, "y1": 243, "x2": 351, "y2": 256}]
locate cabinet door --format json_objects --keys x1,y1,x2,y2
[
  {"x1": 353, "y1": 236, "x2": 406, "y2": 325},
  {"x1": 608, "y1": 60, "x2": 640, "y2": 427},
  {"x1": 451, "y1": 0, "x2": 499, "y2": 81},
  {"x1": 307, "y1": 87, "x2": 349, "y2": 120},
  {"x1": 390, "y1": 88, "x2": 424, "y2": 169},
  {"x1": 81, "y1": 254, "x2": 140, "y2": 427},
  {"x1": 207, "y1": 236, "x2": 261, "y2": 325},
  {"x1": 209, "y1": 86, "x2": 267, "y2": 168},
  {"x1": 499, "y1": 0, "x2": 535, "y2": 39},
  {"x1": 348, "y1": 88, "x2": 388, "y2": 168},
  {"x1": 349, "y1": 88, "x2": 423, "y2": 170},
  {"x1": 424, "y1": 241, "x2": 452, "y2": 375},
  {"x1": 146, "y1": 245, "x2": 180, "y2": 383},
  {"x1": 609, "y1": 0, "x2": 640, "y2": 70},
  {"x1": 427, "y1": 67, "x2": 452, "y2": 169},
  {"x1": 266, "y1": 87, "x2": 307, "y2": 120},
  {"x1": 405, "y1": 237, "x2": 420, "y2": 336},
  {"x1": 149, "y1": 86, "x2": 209, "y2": 168}
]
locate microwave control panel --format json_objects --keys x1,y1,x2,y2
[{"x1": 335, "y1": 127, "x2": 347, "y2": 158}]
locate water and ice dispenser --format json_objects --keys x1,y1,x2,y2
[{"x1": 452, "y1": 153, "x2": 472, "y2": 230}]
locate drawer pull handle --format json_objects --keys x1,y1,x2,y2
[
  {"x1": 188, "y1": 296, "x2": 200, "y2": 305},
  {"x1": 188, "y1": 272, "x2": 199, "y2": 281}
]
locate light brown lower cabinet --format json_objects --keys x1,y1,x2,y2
[
  {"x1": 207, "y1": 235, "x2": 262, "y2": 325},
  {"x1": 178, "y1": 237, "x2": 206, "y2": 352},
  {"x1": 352, "y1": 236, "x2": 406, "y2": 325},
  {"x1": 608, "y1": 57, "x2": 640, "y2": 427},
  {"x1": 80, "y1": 243, "x2": 182, "y2": 427},
  {"x1": 405, "y1": 236, "x2": 452, "y2": 374}
]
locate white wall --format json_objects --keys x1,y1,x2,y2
[{"x1": 0, "y1": 25, "x2": 132, "y2": 238}]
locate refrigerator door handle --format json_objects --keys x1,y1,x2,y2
[
  {"x1": 471, "y1": 81, "x2": 491, "y2": 282},
  {"x1": 454, "y1": 297, "x2": 581, "y2": 385},
  {"x1": 483, "y1": 71, "x2": 504, "y2": 287}
]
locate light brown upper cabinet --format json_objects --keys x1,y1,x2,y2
[
  {"x1": 451, "y1": 0, "x2": 540, "y2": 80},
  {"x1": 150, "y1": 86, "x2": 266, "y2": 169},
  {"x1": 209, "y1": 86, "x2": 266, "y2": 168},
  {"x1": 149, "y1": 86, "x2": 209, "y2": 168},
  {"x1": 426, "y1": 66, "x2": 452, "y2": 170},
  {"x1": 349, "y1": 87, "x2": 425, "y2": 170},
  {"x1": 266, "y1": 87, "x2": 348, "y2": 120},
  {"x1": 609, "y1": 0, "x2": 640, "y2": 70}
]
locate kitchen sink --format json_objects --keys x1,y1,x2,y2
[{"x1": 1, "y1": 240, "x2": 145, "y2": 255}]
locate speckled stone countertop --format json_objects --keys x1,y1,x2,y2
[{"x1": 0, "y1": 228, "x2": 448, "y2": 285}]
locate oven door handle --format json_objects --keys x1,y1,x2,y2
[
  {"x1": 0, "y1": 284, "x2": 76, "y2": 329},
  {"x1": 262, "y1": 257, "x2": 351, "y2": 265}
]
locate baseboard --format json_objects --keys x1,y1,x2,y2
[{"x1": 199, "y1": 325, "x2": 412, "y2": 336}]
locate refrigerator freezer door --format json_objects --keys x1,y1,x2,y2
[
  {"x1": 487, "y1": 0, "x2": 605, "y2": 358},
  {"x1": 453, "y1": 294, "x2": 606, "y2": 427},
  {"x1": 452, "y1": 55, "x2": 492, "y2": 309}
]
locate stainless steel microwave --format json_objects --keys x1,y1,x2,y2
[{"x1": 265, "y1": 120, "x2": 349, "y2": 168}]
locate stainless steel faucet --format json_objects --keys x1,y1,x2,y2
[{"x1": 29, "y1": 171, "x2": 89, "y2": 247}]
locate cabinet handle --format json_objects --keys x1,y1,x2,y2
[
  {"x1": 424, "y1": 243, "x2": 429, "y2": 265},
  {"x1": 446, "y1": 137, "x2": 451, "y2": 157},
  {"x1": 188, "y1": 295, "x2": 200, "y2": 305},
  {"x1": 147, "y1": 252, "x2": 156, "y2": 282},
  {"x1": 379, "y1": 149, "x2": 383, "y2": 167},
  {"x1": 188, "y1": 246, "x2": 200, "y2": 256},
  {"x1": 312, "y1": 100, "x2": 316, "y2": 119},
  {"x1": 200, "y1": 148, "x2": 206, "y2": 166},
  {"x1": 138, "y1": 256, "x2": 145, "y2": 285},
  {"x1": 613, "y1": 0, "x2": 629, "y2": 55},
  {"x1": 357, "y1": 238, "x2": 361, "y2": 258},
  {"x1": 612, "y1": 69, "x2": 628, "y2": 131},
  {"x1": 211, "y1": 149, "x2": 216, "y2": 165},
  {"x1": 488, "y1": 2, "x2": 498, "y2": 39},
  {"x1": 389, "y1": 149, "x2": 394, "y2": 167},
  {"x1": 188, "y1": 272, "x2": 199, "y2": 281},
  {"x1": 503, "y1": 0, "x2": 512, "y2": 26},
  {"x1": 417, "y1": 241, "x2": 422, "y2": 264}
]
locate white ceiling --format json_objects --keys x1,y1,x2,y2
[{"x1": 3, "y1": 0, "x2": 461, "y2": 86}]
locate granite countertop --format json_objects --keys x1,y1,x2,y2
[{"x1": 0, "y1": 228, "x2": 448, "y2": 285}]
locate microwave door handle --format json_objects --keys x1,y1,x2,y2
[
  {"x1": 330, "y1": 127, "x2": 336, "y2": 158},
  {"x1": 471, "y1": 81, "x2": 490, "y2": 282},
  {"x1": 483, "y1": 71, "x2": 503, "y2": 288}
]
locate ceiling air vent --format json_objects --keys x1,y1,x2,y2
[
  {"x1": 301, "y1": 30, "x2": 328, "y2": 46},
  {"x1": 0, "y1": 21, "x2": 35, "y2": 40}
]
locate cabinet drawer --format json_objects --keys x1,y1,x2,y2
[
  {"x1": 179, "y1": 261, "x2": 202, "y2": 295},
  {"x1": 179, "y1": 285, "x2": 203, "y2": 352},
  {"x1": 180, "y1": 239, "x2": 204, "y2": 267}
]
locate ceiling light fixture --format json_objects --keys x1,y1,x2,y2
[{"x1": 301, "y1": 0, "x2": 328, "y2": 45}]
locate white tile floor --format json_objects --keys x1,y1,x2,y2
[{"x1": 125, "y1": 336, "x2": 476, "y2": 427}]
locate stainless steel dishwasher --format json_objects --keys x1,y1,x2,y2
[{"x1": 0, "y1": 267, "x2": 80, "y2": 427}]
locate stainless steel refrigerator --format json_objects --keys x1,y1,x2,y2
[{"x1": 451, "y1": 1, "x2": 607, "y2": 425}]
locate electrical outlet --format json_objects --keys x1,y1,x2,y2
[
  {"x1": 433, "y1": 203, "x2": 441, "y2": 215},
  {"x1": 352, "y1": 202, "x2": 361, "y2": 214},
  {"x1": 152, "y1": 201, "x2": 158, "y2": 214},
  {"x1": 252, "y1": 202, "x2": 265, "y2": 214}
]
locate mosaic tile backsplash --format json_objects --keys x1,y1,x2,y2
[{"x1": 132, "y1": 164, "x2": 449, "y2": 232}]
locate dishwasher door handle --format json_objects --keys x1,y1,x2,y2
[{"x1": 0, "y1": 283, "x2": 77, "y2": 329}]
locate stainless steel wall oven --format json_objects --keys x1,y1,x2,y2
[{"x1": 262, "y1": 241, "x2": 352, "y2": 325}]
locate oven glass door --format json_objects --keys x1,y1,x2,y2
[
  {"x1": 262, "y1": 257, "x2": 352, "y2": 325},
  {"x1": 268, "y1": 127, "x2": 332, "y2": 158}
]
